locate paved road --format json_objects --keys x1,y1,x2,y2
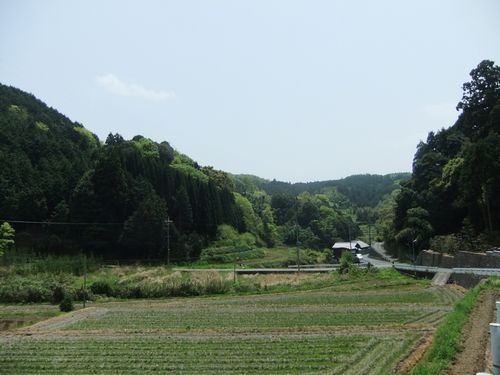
[
  {"x1": 175, "y1": 243, "x2": 500, "y2": 277},
  {"x1": 368, "y1": 243, "x2": 500, "y2": 276},
  {"x1": 370, "y1": 242, "x2": 398, "y2": 262}
]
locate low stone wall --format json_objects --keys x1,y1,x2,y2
[
  {"x1": 417, "y1": 250, "x2": 500, "y2": 268},
  {"x1": 417, "y1": 250, "x2": 442, "y2": 267},
  {"x1": 440, "y1": 254, "x2": 455, "y2": 268},
  {"x1": 451, "y1": 273, "x2": 487, "y2": 288}
]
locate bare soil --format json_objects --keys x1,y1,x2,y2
[
  {"x1": 443, "y1": 288, "x2": 498, "y2": 375},
  {"x1": 394, "y1": 332, "x2": 434, "y2": 373},
  {"x1": 21, "y1": 307, "x2": 108, "y2": 332}
]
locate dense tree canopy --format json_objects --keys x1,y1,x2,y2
[
  {"x1": 0, "y1": 83, "x2": 406, "y2": 261},
  {"x1": 0, "y1": 84, "x2": 241, "y2": 260},
  {"x1": 388, "y1": 60, "x2": 500, "y2": 252}
]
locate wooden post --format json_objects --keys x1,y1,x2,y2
[{"x1": 83, "y1": 257, "x2": 87, "y2": 309}]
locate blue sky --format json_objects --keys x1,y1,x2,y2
[{"x1": 1, "y1": 0, "x2": 499, "y2": 182}]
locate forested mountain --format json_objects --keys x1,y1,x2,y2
[
  {"x1": 0, "y1": 84, "x2": 242, "y2": 260},
  {"x1": 0, "y1": 85, "x2": 98, "y2": 221},
  {"x1": 0, "y1": 83, "x2": 405, "y2": 261},
  {"x1": 235, "y1": 173, "x2": 409, "y2": 207},
  {"x1": 387, "y1": 60, "x2": 500, "y2": 253}
]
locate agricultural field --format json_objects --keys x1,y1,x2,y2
[{"x1": 0, "y1": 271, "x2": 465, "y2": 374}]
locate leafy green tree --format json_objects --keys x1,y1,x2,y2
[
  {"x1": 120, "y1": 192, "x2": 169, "y2": 259},
  {"x1": 50, "y1": 200, "x2": 70, "y2": 222},
  {"x1": 458, "y1": 133, "x2": 500, "y2": 232},
  {"x1": 390, "y1": 60, "x2": 500, "y2": 251},
  {"x1": 92, "y1": 150, "x2": 129, "y2": 222},
  {"x1": 297, "y1": 200, "x2": 321, "y2": 227},
  {"x1": 457, "y1": 60, "x2": 500, "y2": 139},
  {"x1": 133, "y1": 136, "x2": 160, "y2": 158},
  {"x1": 271, "y1": 193, "x2": 297, "y2": 225},
  {"x1": 395, "y1": 207, "x2": 433, "y2": 250},
  {"x1": 338, "y1": 251, "x2": 355, "y2": 274},
  {"x1": 234, "y1": 193, "x2": 261, "y2": 236},
  {"x1": 173, "y1": 185, "x2": 193, "y2": 230},
  {"x1": 0, "y1": 222, "x2": 15, "y2": 257}
]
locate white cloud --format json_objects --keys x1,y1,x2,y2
[{"x1": 96, "y1": 74, "x2": 176, "y2": 101}]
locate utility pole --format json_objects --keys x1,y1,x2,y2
[
  {"x1": 348, "y1": 224, "x2": 352, "y2": 250},
  {"x1": 165, "y1": 217, "x2": 173, "y2": 266},
  {"x1": 83, "y1": 255, "x2": 87, "y2": 309},
  {"x1": 296, "y1": 224, "x2": 300, "y2": 273}
]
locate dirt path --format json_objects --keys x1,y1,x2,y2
[
  {"x1": 20, "y1": 307, "x2": 108, "y2": 332},
  {"x1": 443, "y1": 288, "x2": 498, "y2": 375}
]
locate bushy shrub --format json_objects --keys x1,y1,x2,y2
[
  {"x1": 0, "y1": 271, "x2": 80, "y2": 303},
  {"x1": 214, "y1": 225, "x2": 257, "y2": 247},
  {"x1": 430, "y1": 234, "x2": 461, "y2": 254},
  {"x1": 233, "y1": 280, "x2": 260, "y2": 293},
  {"x1": 51, "y1": 284, "x2": 67, "y2": 304},
  {"x1": 0, "y1": 275, "x2": 53, "y2": 303},
  {"x1": 90, "y1": 280, "x2": 115, "y2": 296},
  {"x1": 74, "y1": 287, "x2": 94, "y2": 302},
  {"x1": 200, "y1": 245, "x2": 265, "y2": 264},
  {"x1": 59, "y1": 295, "x2": 74, "y2": 312},
  {"x1": 338, "y1": 251, "x2": 355, "y2": 274}
]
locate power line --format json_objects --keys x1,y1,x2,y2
[{"x1": 0, "y1": 219, "x2": 123, "y2": 226}]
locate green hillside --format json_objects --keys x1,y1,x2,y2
[
  {"x1": 234, "y1": 173, "x2": 410, "y2": 207},
  {"x1": 0, "y1": 84, "x2": 241, "y2": 260},
  {"x1": 0, "y1": 83, "x2": 407, "y2": 261},
  {"x1": 386, "y1": 60, "x2": 500, "y2": 254}
]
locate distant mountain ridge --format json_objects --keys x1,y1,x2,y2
[{"x1": 233, "y1": 173, "x2": 410, "y2": 207}]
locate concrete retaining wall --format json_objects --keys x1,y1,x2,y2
[
  {"x1": 417, "y1": 250, "x2": 500, "y2": 268},
  {"x1": 450, "y1": 273, "x2": 487, "y2": 288}
]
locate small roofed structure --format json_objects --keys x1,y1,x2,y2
[{"x1": 332, "y1": 240, "x2": 370, "y2": 260}]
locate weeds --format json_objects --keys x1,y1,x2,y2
[{"x1": 407, "y1": 284, "x2": 482, "y2": 375}]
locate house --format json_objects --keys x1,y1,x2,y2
[{"x1": 332, "y1": 240, "x2": 370, "y2": 260}]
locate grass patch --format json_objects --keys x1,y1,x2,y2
[
  {"x1": 406, "y1": 284, "x2": 482, "y2": 375},
  {"x1": 0, "y1": 304, "x2": 60, "y2": 330},
  {"x1": 199, "y1": 245, "x2": 266, "y2": 264}
]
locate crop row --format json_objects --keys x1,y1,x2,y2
[
  {"x1": 207, "y1": 288, "x2": 441, "y2": 306},
  {"x1": 0, "y1": 333, "x2": 413, "y2": 374},
  {"x1": 65, "y1": 303, "x2": 447, "y2": 331}
]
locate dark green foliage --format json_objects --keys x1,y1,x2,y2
[
  {"x1": 2, "y1": 250, "x2": 99, "y2": 275},
  {"x1": 90, "y1": 280, "x2": 115, "y2": 297},
  {"x1": 0, "y1": 84, "x2": 98, "y2": 222},
  {"x1": 0, "y1": 84, "x2": 241, "y2": 261},
  {"x1": 74, "y1": 287, "x2": 94, "y2": 302},
  {"x1": 59, "y1": 294, "x2": 74, "y2": 312},
  {"x1": 390, "y1": 60, "x2": 500, "y2": 251},
  {"x1": 0, "y1": 82, "x2": 408, "y2": 261},
  {"x1": 338, "y1": 251, "x2": 355, "y2": 274},
  {"x1": 51, "y1": 284, "x2": 67, "y2": 304},
  {"x1": 236, "y1": 173, "x2": 410, "y2": 207},
  {"x1": 0, "y1": 273, "x2": 69, "y2": 303},
  {"x1": 120, "y1": 191, "x2": 169, "y2": 259},
  {"x1": 200, "y1": 245, "x2": 265, "y2": 264},
  {"x1": 271, "y1": 193, "x2": 297, "y2": 225}
]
